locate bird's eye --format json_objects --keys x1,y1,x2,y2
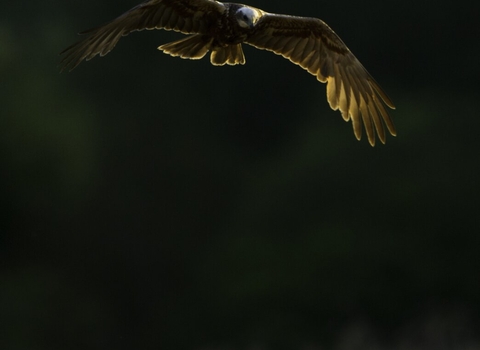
[{"x1": 243, "y1": 15, "x2": 248, "y2": 20}]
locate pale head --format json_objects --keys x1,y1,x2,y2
[{"x1": 235, "y1": 7, "x2": 261, "y2": 29}]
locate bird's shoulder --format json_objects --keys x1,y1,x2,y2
[{"x1": 253, "y1": 12, "x2": 348, "y2": 54}]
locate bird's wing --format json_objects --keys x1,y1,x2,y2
[
  {"x1": 60, "y1": 0, "x2": 225, "y2": 71},
  {"x1": 245, "y1": 14, "x2": 396, "y2": 146}
]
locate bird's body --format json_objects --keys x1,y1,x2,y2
[{"x1": 61, "y1": 0, "x2": 396, "y2": 146}]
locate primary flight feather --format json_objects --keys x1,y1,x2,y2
[{"x1": 61, "y1": 0, "x2": 396, "y2": 146}]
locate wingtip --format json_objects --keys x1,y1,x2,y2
[{"x1": 367, "y1": 136, "x2": 376, "y2": 147}]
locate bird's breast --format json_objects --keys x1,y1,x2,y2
[{"x1": 207, "y1": 8, "x2": 251, "y2": 47}]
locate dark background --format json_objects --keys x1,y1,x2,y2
[{"x1": 1, "y1": 0, "x2": 479, "y2": 349}]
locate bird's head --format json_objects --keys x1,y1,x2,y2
[{"x1": 235, "y1": 7, "x2": 261, "y2": 29}]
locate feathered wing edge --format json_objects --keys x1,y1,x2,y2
[
  {"x1": 246, "y1": 14, "x2": 396, "y2": 146},
  {"x1": 60, "y1": 0, "x2": 225, "y2": 71}
]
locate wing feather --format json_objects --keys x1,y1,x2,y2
[
  {"x1": 279, "y1": 36, "x2": 299, "y2": 55},
  {"x1": 367, "y1": 94, "x2": 386, "y2": 143},
  {"x1": 291, "y1": 37, "x2": 309, "y2": 62},
  {"x1": 60, "y1": 0, "x2": 225, "y2": 71},
  {"x1": 300, "y1": 39, "x2": 316, "y2": 66},
  {"x1": 346, "y1": 65, "x2": 361, "y2": 109},
  {"x1": 246, "y1": 13, "x2": 395, "y2": 145}
]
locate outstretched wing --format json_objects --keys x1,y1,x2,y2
[
  {"x1": 60, "y1": 0, "x2": 225, "y2": 71},
  {"x1": 246, "y1": 14, "x2": 396, "y2": 146}
]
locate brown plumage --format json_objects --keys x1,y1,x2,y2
[{"x1": 61, "y1": 0, "x2": 396, "y2": 146}]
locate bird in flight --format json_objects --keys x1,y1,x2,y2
[{"x1": 61, "y1": 0, "x2": 396, "y2": 146}]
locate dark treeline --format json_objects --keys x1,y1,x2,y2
[{"x1": 1, "y1": 0, "x2": 479, "y2": 349}]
